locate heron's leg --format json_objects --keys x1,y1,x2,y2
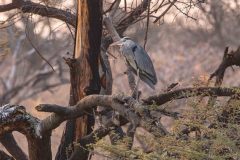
[
  {"x1": 131, "y1": 69, "x2": 140, "y2": 99},
  {"x1": 136, "y1": 69, "x2": 140, "y2": 98}
]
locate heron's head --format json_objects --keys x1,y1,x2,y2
[{"x1": 110, "y1": 37, "x2": 131, "y2": 47}]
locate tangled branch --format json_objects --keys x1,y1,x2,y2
[{"x1": 0, "y1": 0, "x2": 76, "y2": 27}]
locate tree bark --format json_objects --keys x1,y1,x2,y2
[
  {"x1": 56, "y1": 0, "x2": 102, "y2": 159},
  {"x1": 0, "y1": 133, "x2": 28, "y2": 160}
]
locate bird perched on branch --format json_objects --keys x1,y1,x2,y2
[{"x1": 110, "y1": 37, "x2": 157, "y2": 89}]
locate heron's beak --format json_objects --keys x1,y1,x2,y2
[{"x1": 110, "y1": 40, "x2": 122, "y2": 47}]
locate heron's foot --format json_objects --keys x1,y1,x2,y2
[{"x1": 131, "y1": 69, "x2": 141, "y2": 100}]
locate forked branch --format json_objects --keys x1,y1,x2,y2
[{"x1": 209, "y1": 46, "x2": 240, "y2": 86}]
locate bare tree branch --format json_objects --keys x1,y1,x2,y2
[
  {"x1": 209, "y1": 46, "x2": 240, "y2": 86},
  {"x1": 0, "y1": 133, "x2": 28, "y2": 160},
  {"x1": 144, "y1": 87, "x2": 240, "y2": 105},
  {"x1": 37, "y1": 95, "x2": 140, "y2": 134},
  {"x1": 0, "y1": 0, "x2": 76, "y2": 27},
  {"x1": 117, "y1": 0, "x2": 150, "y2": 34},
  {"x1": 0, "y1": 2, "x2": 18, "y2": 12},
  {"x1": 0, "y1": 150, "x2": 14, "y2": 160},
  {"x1": 153, "y1": 0, "x2": 177, "y2": 23}
]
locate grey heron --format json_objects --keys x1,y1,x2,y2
[{"x1": 110, "y1": 37, "x2": 157, "y2": 89}]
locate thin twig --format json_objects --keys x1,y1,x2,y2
[
  {"x1": 25, "y1": 20, "x2": 55, "y2": 71},
  {"x1": 144, "y1": 0, "x2": 151, "y2": 49}
]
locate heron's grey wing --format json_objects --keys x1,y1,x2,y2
[
  {"x1": 133, "y1": 44, "x2": 157, "y2": 85},
  {"x1": 121, "y1": 46, "x2": 138, "y2": 71}
]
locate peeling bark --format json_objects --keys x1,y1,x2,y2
[{"x1": 56, "y1": 0, "x2": 102, "y2": 159}]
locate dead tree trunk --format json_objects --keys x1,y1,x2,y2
[{"x1": 56, "y1": 0, "x2": 102, "y2": 159}]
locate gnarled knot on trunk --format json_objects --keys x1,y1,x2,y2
[
  {"x1": 0, "y1": 104, "x2": 26, "y2": 122},
  {"x1": 0, "y1": 104, "x2": 41, "y2": 138}
]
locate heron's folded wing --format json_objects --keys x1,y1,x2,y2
[{"x1": 134, "y1": 45, "x2": 157, "y2": 84}]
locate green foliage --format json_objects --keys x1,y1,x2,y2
[{"x1": 93, "y1": 94, "x2": 240, "y2": 160}]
